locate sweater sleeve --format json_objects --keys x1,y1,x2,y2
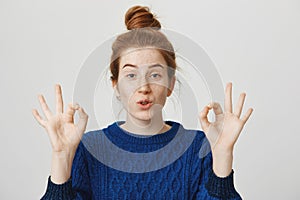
[
  {"x1": 40, "y1": 141, "x2": 92, "y2": 200},
  {"x1": 192, "y1": 134, "x2": 242, "y2": 200}
]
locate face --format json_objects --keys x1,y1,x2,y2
[{"x1": 112, "y1": 48, "x2": 175, "y2": 121}]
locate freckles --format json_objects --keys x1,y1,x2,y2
[{"x1": 120, "y1": 87, "x2": 137, "y2": 103}]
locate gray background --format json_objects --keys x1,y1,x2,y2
[{"x1": 1, "y1": 0, "x2": 299, "y2": 199}]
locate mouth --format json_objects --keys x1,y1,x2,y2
[{"x1": 136, "y1": 99, "x2": 153, "y2": 109}]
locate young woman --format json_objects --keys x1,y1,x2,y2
[{"x1": 33, "y1": 6, "x2": 253, "y2": 200}]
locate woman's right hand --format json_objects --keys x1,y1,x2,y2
[
  {"x1": 33, "y1": 84, "x2": 89, "y2": 183},
  {"x1": 32, "y1": 84, "x2": 89, "y2": 154}
]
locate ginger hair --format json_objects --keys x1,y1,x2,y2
[{"x1": 110, "y1": 5, "x2": 177, "y2": 86}]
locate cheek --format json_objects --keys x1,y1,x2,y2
[
  {"x1": 118, "y1": 85, "x2": 136, "y2": 102},
  {"x1": 153, "y1": 86, "x2": 168, "y2": 100}
]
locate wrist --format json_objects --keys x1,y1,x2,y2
[
  {"x1": 212, "y1": 150, "x2": 233, "y2": 177},
  {"x1": 50, "y1": 151, "x2": 75, "y2": 184}
]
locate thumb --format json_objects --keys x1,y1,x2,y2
[
  {"x1": 198, "y1": 104, "x2": 212, "y2": 133},
  {"x1": 76, "y1": 106, "x2": 89, "y2": 134},
  {"x1": 65, "y1": 102, "x2": 77, "y2": 123}
]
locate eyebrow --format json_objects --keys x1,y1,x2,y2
[{"x1": 122, "y1": 63, "x2": 164, "y2": 69}]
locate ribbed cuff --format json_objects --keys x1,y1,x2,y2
[
  {"x1": 41, "y1": 176, "x2": 75, "y2": 200},
  {"x1": 205, "y1": 169, "x2": 241, "y2": 199}
]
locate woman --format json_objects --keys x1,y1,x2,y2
[{"x1": 33, "y1": 5, "x2": 253, "y2": 200}]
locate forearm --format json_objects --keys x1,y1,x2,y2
[
  {"x1": 41, "y1": 144, "x2": 87, "y2": 200},
  {"x1": 50, "y1": 150, "x2": 76, "y2": 184},
  {"x1": 212, "y1": 147, "x2": 233, "y2": 177},
  {"x1": 195, "y1": 149, "x2": 242, "y2": 200}
]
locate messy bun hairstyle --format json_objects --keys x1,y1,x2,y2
[
  {"x1": 125, "y1": 6, "x2": 161, "y2": 30},
  {"x1": 110, "y1": 5, "x2": 177, "y2": 87}
]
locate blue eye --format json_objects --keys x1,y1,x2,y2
[
  {"x1": 126, "y1": 74, "x2": 136, "y2": 78},
  {"x1": 151, "y1": 73, "x2": 161, "y2": 79}
]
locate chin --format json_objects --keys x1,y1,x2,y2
[
  {"x1": 137, "y1": 114, "x2": 153, "y2": 121},
  {"x1": 130, "y1": 111, "x2": 154, "y2": 122}
]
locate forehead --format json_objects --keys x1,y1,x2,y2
[{"x1": 119, "y1": 48, "x2": 167, "y2": 67}]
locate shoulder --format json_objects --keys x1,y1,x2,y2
[
  {"x1": 178, "y1": 123, "x2": 207, "y2": 144},
  {"x1": 80, "y1": 122, "x2": 114, "y2": 144},
  {"x1": 177, "y1": 124, "x2": 212, "y2": 160},
  {"x1": 75, "y1": 126, "x2": 109, "y2": 155},
  {"x1": 81, "y1": 129, "x2": 103, "y2": 143}
]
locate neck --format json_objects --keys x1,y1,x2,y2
[{"x1": 120, "y1": 112, "x2": 170, "y2": 135}]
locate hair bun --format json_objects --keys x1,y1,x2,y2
[{"x1": 125, "y1": 6, "x2": 161, "y2": 30}]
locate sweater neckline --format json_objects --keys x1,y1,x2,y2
[{"x1": 106, "y1": 120, "x2": 180, "y2": 145}]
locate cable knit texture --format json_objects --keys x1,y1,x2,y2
[{"x1": 41, "y1": 121, "x2": 242, "y2": 200}]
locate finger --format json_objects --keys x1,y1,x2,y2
[
  {"x1": 76, "y1": 107, "x2": 89, "y2": 134},
  {"x1": 198, "y1": 105, "x2": 212, "y2": 131},
  {"x1": 211, "y1": 102, "x2": 223, "y2": 115},
  {"x1": 65, "y1": 102, "x2": 77, "y2": 123},
  {"x1": 38, "y1": 94, "x2": 53, "y2": 119},
  {"x1": 241, "y1": 108, "x2": 254, "y2": 123},
  {"x1": 224, "y1": 82, "x2": 233, "y2": 113},
  {"x1": 234, "y1": 92, "x2": 246, "y2": 118},
  {"x1": 55, "y1": 84, "x2": 63, "y2": 114},
  {"x1": 32, "y1": 109, "x2": 46, "y2": 127}
]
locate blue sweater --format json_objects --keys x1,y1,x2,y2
[{"x1": 41, "y1": 120, "x2": 242, "y2": 199}]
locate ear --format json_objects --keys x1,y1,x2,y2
[
  {"x1": 112, "y1": 80, "x2": 120, "y2": 96},
  {"x1": 112, "y1": 79, "x2": 117, "y2": 88},
  {"x1": 167, "y1": 75, "x2": 176, "y2": 97}
]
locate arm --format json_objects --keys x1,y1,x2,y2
[
  {"x1": 196, "y1": 82, "x2": 253, "y2": 199},
  {"x1": 190, "y1": 134, "x2": 242, "y2": 200},
  {"x1": 32, "y1": 84, "x2": 89, "y2": 200},
  {"x1": 41, "y1": 142, "x2": 91, "y2": 200},
  {"x1": 195, "y1": 150, "x2": 242, "y2": 200}
]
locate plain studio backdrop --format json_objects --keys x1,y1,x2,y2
[{"x1": 1, "y1": 0, "x2": 299, "y2": 199}]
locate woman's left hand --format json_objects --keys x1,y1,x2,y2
[
  {"x1": 198, "y1": 82, "x2": 253, "y2": 176},
  {"x1": 199, "y1": 82, "x2": 253, "y2": 151}
]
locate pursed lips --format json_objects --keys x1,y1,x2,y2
[{"x1": 136, "y1": 99, "x2": 153, "y2": 105}]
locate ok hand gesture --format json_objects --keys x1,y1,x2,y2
[
  {"x1": 199, "y1": 82, "x2": 253, "y2": 152},
  {"x1": 32, "y1": 84, "x2": 88, "y2": 153},
  {"x1": 198, "y1": 82, "x2": 253, "y2": 177}
]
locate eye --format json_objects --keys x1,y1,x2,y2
[
  {"x1": 150, "y1": 73, "x2": 161, "y2": 79},
  {"x1": 126, "y1": 73, "x2": 137, "y2": 79}
]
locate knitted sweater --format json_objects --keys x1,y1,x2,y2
[{"x1": 41, "y1": 120, "x2": 242, "y2": 199}]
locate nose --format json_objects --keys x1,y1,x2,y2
[{"x1": 137, "y1": 77, "x2": 151, "y2": 94}]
